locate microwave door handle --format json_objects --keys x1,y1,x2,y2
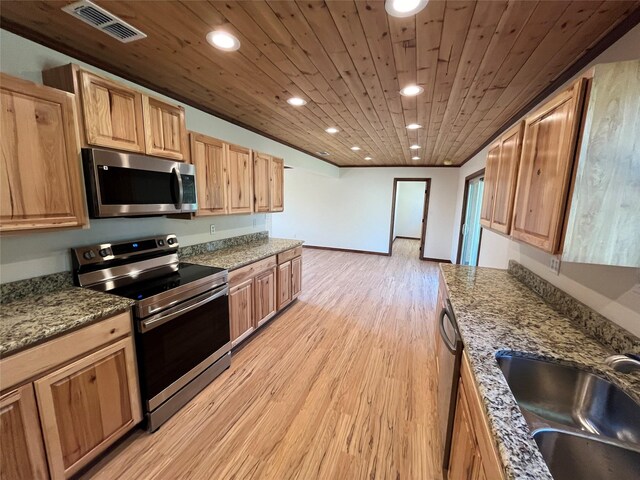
[
  {"x1": 172, "y1": 167, "x2": 184, "y2": 210},
  {"x1": 139, "y1": 285, "x2": 228, "y2": 333},
  {"x1": 439, "y1": 307, "x2": 458, "y2": 354}
]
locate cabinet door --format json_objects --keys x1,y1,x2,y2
[
  {"x1": 270, "y1": 157, "x2": 285, "y2": 212},
  {"x1": 79, "y1": 70, "x2": 145, "y2": 153},
  {"x1": 448, "y1": 382, "x2": 478, "y2": 480},
  {"x1": 34, "y1": 337, "x2": 141, "y2": 479},
  {"x1": 511, "y1": 79, "x2": 586, "y2": 253},
  {"x1": 277, "y1": 261, "x2": 292, "y2": 310},
  {"x1": 190, "y1": 133, "x2": 227, "y2": 215},
  {"x1": 229, "y1": 278, "x2": 255, "y2": 346},
  {"x1": 1, "y1": 74, "x2": 88, "y2": 233},
  {"x1": 254, "y1": 267, "x2": 277, "y2": 328},
  {"x1": 291, "y1": 256, "x2": 302, "y2": 300},
  {"x1": 142, "y1": 96, "x2": 188, "y2": 161},
  {"x1": 253, "y1": 152, "x2": 271, "y2": 213},
  {"x1": 227, "y1": 144, "x2": 253, "y2": 214},
  {"x1": 491, "y1": 122, "x2": 523, "y2": 234},
  {"x1": 479, "y1": 143, "x2": 500, "y2": 229},
  {"x1": 0, "y1": 384, "x2": 48, "y2": 480}
]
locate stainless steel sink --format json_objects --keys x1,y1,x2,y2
[
  {"x1": 533, "y1": 429, "x2": 640, "y2": 480},
  {"x1": 496, "y1": 353, "x2": 640, "y2": 479},
  {"x1": 496, "y1": 354, "x2": 640, "y2": 443}
]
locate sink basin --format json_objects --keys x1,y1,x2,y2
[
  {"x1": 496, "y1": 354, "x2": 640, "y2": 443},
  {"x1": 533, "y1": 429, "x2": 640, "y2": 480}
]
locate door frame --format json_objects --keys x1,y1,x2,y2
[
  {"x1": 456, "y1": 168, "x2": 485, "y2": 265},
  {"x1": 388, "y1": 178, "x2": 431, "y2": 259}
]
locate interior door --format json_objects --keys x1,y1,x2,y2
[{"x1": 460, "y1": 176, "x2": 484, "y2": 267}]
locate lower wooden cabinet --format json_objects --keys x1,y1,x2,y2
[
  {"x1": 277, "y1": 261, "x2": 292, "y2": 310},
  {"x1": 277, "y1": 247, "x2": 303, "y2": 310},
  {"x1": 0, "y1": 384, "x2": 48, "y2": 480},
  {"x1": 448, "y1": 351, "x2": 504, "y2": 480},
  {"x1": 34, "y1": 337, "x2": 141, "y2": 479},
  {"x1": 229, "y1": 278, "x2": 255, "y2": 346},
  {"x1": 229, "y1": 247, "x2": 302, "y2": 347},
  {"x1": 255, "y1": 267, "x2": 277, "y2": 328},
  {"x1": 0, "y1": 311, "x2": 141, "y2": 480}
]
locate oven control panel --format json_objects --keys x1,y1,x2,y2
[{"x1": 72, "y1": 234, "x2": 179, "y2": 268}]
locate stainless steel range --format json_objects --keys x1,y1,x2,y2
[{"x1": 72, "y1": 234, "x2": 230, "y2": 431}]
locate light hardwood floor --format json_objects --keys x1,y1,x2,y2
[{"x1": 83, "y1": 239, "x2": 443, "y2": 480}]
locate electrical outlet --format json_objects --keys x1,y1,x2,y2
[
  {"x1": 253, "y1": 217, "x2": 257, "y2": 227},
  {"x1": 209, "y1": 224, "x2": 215, "y2": 235},
  {"x1": 549, "y1": 256, "x2": 561, "y2": 275}
]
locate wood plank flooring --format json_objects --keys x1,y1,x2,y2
[{"x1": 82, "y1": 239, "x2": 443, "y2": 480}]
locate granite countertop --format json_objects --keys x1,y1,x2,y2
[
  {"x1": 184, "y1": 237, "x2": 304, "y2": 271},
  {"x1": 439, "y1": 263, "x2": 640, "y2": 480},
  {"x1": 0, "y1": 288, "x2": 134, "y2": 357}
]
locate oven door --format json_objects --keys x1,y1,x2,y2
[
  {"x1": 135, "y1": 284, "x2": 230, "y2": 412},
  {"x1": 83, "y1": 148, "x2": 197, "y2": 217}
]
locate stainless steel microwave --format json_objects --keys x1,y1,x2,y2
[{"x1": 82, "y1": 148, "x2": 197, "y2": 218}]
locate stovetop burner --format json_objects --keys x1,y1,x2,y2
[{"x1": 107, "y1": 262, "x2": 226, "y2": 301}]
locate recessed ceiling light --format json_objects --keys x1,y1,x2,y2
[
  {"x1": 351, "y1": 146, "x2": 361, "y2": 151},
  {"x1": 206, "y1": 30, "x2": 240, "y2": 52},
  {"x1": 385, "y1": 0, "x2": 429, "y2": 18},
  {"x1": 325, "y1": 127, "x2": 339, "y2": 134},
  {"x1": 400, "y1": 85, "x2": 424, "y2": 97},
  {"x1": 444, "y1": 160, "x2": 453, "y2": 165},
  {"x1": 364, "y1": 156, "x2": 372, "y2": 161},
  {"x1": 287, "y1": 97, "x2": 307, "y2": 106},
  {"x1": 410, "y1": 144, "x2": 420, "y2": 150},
  {"x1": 412, "y1": 156, "x2": 420, "y2": 160},
  {"x1": 406, "y1": 123, "x2": 422, "y2": 130},
  {"x1": 316, "y1": 151, "x2": 330, "y2": 156}
]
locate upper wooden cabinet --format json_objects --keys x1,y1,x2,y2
[
  {"x1": 253, "y1": 152, "x2": 284, "y2": 213},
  {"x1": 511, "y1": 78, "x2": 587, "y2": 253},
  {"x1": 226, "y1": 144, "x2": 253, "y2": 214},
  {"x1": 43, "y1": 64, "x2": 188, "y2": 161},
  {"x1": 480, "y1": 123, "x2": 524, "y2": 235},
  {"x1": 79, "y1": 69, "x2": 146, "y2": 153},
  {"x1": 0, "y1": 73, "x2": 88, "y2": 234},
  {"x1": 190, "y1": 132, "x2": 227, "y2": 216},
  {"x1": 0, "y1": 384, "x2": 48, "y2": 480},
  {"x1": 142, "y1": 95, "x2": 188, "y2": 161},
  {"x1": 563, "y1": 60, "x2": 640, "y2": 267}
]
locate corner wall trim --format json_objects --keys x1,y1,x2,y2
[{"x1": 303, "y1": 245, "x2": 390, "y2": 257}]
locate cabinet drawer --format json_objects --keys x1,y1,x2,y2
[
  {"x1": 229, "y1": 255, "x2": 277, "y2": 285},
  {"x1": 0, "y1": 311, "x2": 132, "y2": 392},
  {"x1": 277, "y1": 246, "x2": 302, "y2": 264}
]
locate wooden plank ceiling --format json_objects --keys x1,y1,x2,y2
[{"x1": 1, "y1": 1, "x2": 638, "y2": 167}]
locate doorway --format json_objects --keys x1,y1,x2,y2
[
  {"x1": 388, "y1": 178, "x2": 431, "y2": 259},
  {"x1": 456, "y1": 169, "x2": 485, "y2": 266}
]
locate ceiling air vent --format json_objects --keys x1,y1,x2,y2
[{"x1": 62, "y1": 0, "x2": 147, "y2": 43}]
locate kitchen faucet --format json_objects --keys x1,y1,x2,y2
[{"x1": 605, "y1": 354, "x2": 640, "y2": 373}]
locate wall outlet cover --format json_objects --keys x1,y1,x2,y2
[
  {"x1": 549, "y1": 256, "x2": 561, "y2": 275},
  {"x1": 210, "y1": 224, "x2": 215, "y2": 235}
]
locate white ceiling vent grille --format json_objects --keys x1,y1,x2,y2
[{"x1": 62, "y1": 1, "x2": 147, "y2": 43}]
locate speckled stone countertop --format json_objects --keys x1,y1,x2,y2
[
  {"x1": 0, "y1": 287, "x2": 134, "y2": 357},
  {"x1": 440, "y1": 263, "x2": 640, "y2": 480},
  {"x1": 183, "y1": 237, "x2": 304, "y2": 270}
]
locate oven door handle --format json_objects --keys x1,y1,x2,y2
[{"x1": 139, "y1": 284, "x2": 228, "y2": 333}]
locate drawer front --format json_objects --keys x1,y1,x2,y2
[
  {"x1": 0, "y1": 310, "x2": 132, "y2": 392},
  {"x1": 229, "y1": 255, "x2": 277, "y2": 285},
  {"x1": 277, "y1": 246, "x2": 302, "y2": 265}
]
